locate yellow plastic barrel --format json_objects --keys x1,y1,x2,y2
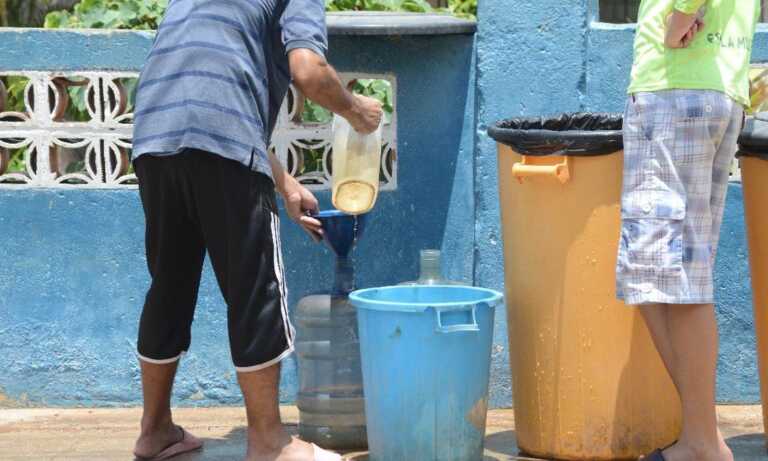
[
  {"x1": 738, "y1": 138, "x2": 768, "y2": 446},
  {"x1": 489, "y1": 115, "x2": 682, "y2": 460}
]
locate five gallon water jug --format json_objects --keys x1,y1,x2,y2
[
  {"x1": 331, "y1": 114, "x2": 382, "y2": 215},
  {"x1": 296, "y1": 211, "x2": 368, "y2": 449}
]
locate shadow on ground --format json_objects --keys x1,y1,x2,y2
[
  {"x1": 133, "y1": 428, "x2": 767, "y2": 461},
  {"x1": 728, "y1": 433, "x2": 766, "y2": 460}
]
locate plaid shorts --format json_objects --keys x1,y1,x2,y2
[{"x1": 616, "y1": 90, "x2": 744, "y2": 305}]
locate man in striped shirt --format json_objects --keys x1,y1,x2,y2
[{"x1": 130, "y1": 0, "x2": 382, "y2": 460}]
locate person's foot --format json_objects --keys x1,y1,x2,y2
[
  {"x1": 244, "y1": 431, "x2": 341, "y2": 461},
  {"x1": 134, "y1": 421, "x2": 202, "y2": 460},
  {"x1": 660, "y1": 437, "x2": 733, "y2": 461}
]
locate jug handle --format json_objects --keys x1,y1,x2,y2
[
  {"x1": 434, "y1": 305, "x2": 480, "y2": 334},
  {"x1": 512, "y1": 155, "x2": 570, "y2": 184}
]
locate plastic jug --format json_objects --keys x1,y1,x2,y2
[
  {"x1": 331, "y1": 115, "x2": 382, "y2": 215},
  {"x1": 750, "y1": 65, "x2": 768, "y2": 114},
  {"x1": 399, "y1": 249, "x2": 467, "y2": 286}
]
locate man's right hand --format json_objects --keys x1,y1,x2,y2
[{"x1": 343, "y1": 95, "x2": 384, "y2": 134}]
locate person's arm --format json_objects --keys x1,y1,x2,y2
[
  {"x1": 268, "y1": 149, "x2": 323, "y2": 241},
  {"x1": 666, "y1": 2, "x2": 706, "y2": 49},
  {"x1": 274, "y1": 0, "x2": 382, "y2": 242},
  {"x1": 289, "y1": 48, "x2": 382, "y2": 134}
]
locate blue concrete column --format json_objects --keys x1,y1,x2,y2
[{"x1": 475, "y1": 0, "x2": 590, "y2": 408}]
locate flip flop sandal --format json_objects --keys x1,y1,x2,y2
[
  {"x1": 641, "y1": 449, "x2": 666, "y2": 461},
  {"x1": 135, "y1": 425, "x2": 203, "y2": 461},
  {"x1": 312, "y1": 443, "x2": 343, "y2": 461}
]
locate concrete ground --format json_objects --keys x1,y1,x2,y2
[{"x1": 0, "y1": 406, "x2": 764, "y2": 460}]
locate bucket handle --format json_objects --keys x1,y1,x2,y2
[
  {"x1": 512, "y1": 155, "x2": 570, "y2": 184},
  {"x1": 434, "y1": 305, "x2": 480, "y2": 334}
]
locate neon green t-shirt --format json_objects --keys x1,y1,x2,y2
[{"x1": 628, "y1": 0, "x2": 760, "y2": 107}]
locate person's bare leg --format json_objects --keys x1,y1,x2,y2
[
  {"x1": 238, "y1": 363, "x2": 321, "y2": 461},
  {"x1": 133, "y1": 360, "x2": 187, "y2": 457},
  {"x1": 655, "y1": 304, "x2": 732, "y2": 461},
  {"x1": 639, "y1": 304, "x2": 677, "y2": 384}
]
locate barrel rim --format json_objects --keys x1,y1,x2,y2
[
  {"x1": 349, "y1": 285, "x2": 503, "y2": 312},
  {"x1": 488, "y1": 112, "x2": 624, "y2": 157}
]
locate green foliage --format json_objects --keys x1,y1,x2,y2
[
  {"x1": 3, "y1": 77, "x2": 27, "y2": 113},
  {"x1": 326, "y1": 0, "x2": 476, "y2": 18},
  {"x1": 443, "y1": 0, "x2": 476, "y2": 19},
  {"x1": 42, "y1": 0, "x2": 476, "y2": 30},
  {"x1": 351, "y1": 79, "x2": 394, "y2": 114},
  {"x1": 301, "y1": 99, "x2": 333, "y2": 124},
  {"x1": 326, "y1": 0, "x2": 433, "y2": 13},
  {"x1": 44, "y1": 0, "x2": 167, "y2": 29},
  {"x1": 2, "y1": 76, "x2": 29, "y2": 173}
]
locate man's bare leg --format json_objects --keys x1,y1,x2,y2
[
  {"x1": 238, "y1": 363, "x2": 336, "y2": 461},
  {"x1": 133, "y1": 360, "x2": 195, "y2": 458}
]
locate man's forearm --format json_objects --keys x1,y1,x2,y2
[
  {"x1": 268, "y1": 151, "x2": 289, "y2": 193},
  {"x1": 300, "y1": 64, "x2": 356, "y2": 115},
  {"x1": 289, "y1": 49, "x2": 360, "y2": 120}
]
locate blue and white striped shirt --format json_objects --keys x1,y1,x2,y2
[{"x1": 132, "y1": 0, "x2": 328, "y2": 180}]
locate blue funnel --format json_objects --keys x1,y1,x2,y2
[{"x1": 315, "y1": 210, "x2": 368, "y2": 259}]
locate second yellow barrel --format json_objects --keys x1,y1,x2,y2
[
  {"x1": 489, "y1": 114, "x2": 682, "y2": 460},
  {"x1": 737, "y1": 117, "x2": 768, "y2": 446}
]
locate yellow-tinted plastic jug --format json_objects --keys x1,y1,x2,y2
[
  {"x1": 749, "y1": 65, "x2": 768, "y2": 114},
  {"x1": 331, "y1": 115, "x2": 382, "y2": 215}
]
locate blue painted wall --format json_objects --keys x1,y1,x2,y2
[
  {"x1": 476, "y1": 0, "x2": 764, "y2": 405},
  {"x1": 0, "y1": 30, "x2": 477, "y2": 406},
  {"x1": 2, "y1": 1, "x2": 766, "y2": 408}
]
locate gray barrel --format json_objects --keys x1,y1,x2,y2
[{"x1": 295, "y1": 293, "x2": 367, "y2": 449}]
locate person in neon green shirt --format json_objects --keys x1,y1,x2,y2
[
  {"x1": 617, "y1": 2, "x2": 759, "y2": 461},
  {"x1": 629, "y1": 0, "x2": 759, "y2": 106}
]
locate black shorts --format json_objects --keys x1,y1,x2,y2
[{"x1": 134, "y1": 149, "x2": 294, "y2": 371}]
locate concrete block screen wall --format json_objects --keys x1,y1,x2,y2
[
  {"x1": 0, "y1": 71, "x2": 396, "y2": 188},
  {"x1": 0, "y1": 16, "x2": 478, "y2": 407}
]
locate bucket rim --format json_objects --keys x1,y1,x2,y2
[{"x1": 349, "y1": 285, "x2": 503, "y2": 312}]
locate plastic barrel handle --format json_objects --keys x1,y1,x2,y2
[
  {"x1": 512, "y1": 155, "x2": 571, "y2": 184},
  {"x1": 434, "y1": 305, "x2": 480, "y2": 334}
]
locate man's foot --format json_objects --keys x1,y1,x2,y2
[
  {"x1": 134, "y1": 423, "x2": 203, "y2": 460},
  {"x1": 245, "y1": 432, "x2": 341, "y2": 461}
]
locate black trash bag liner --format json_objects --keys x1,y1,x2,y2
[
  {"x1": 487, "y1": 112, "x2": 624, "y2": 157},
  {"x1": 738, "y1": 114, "x2": 768, "y2": 158}
]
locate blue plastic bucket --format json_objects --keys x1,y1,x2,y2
[{"x1": 350, "y1": 285, "x2": 503, "y2": 461}]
